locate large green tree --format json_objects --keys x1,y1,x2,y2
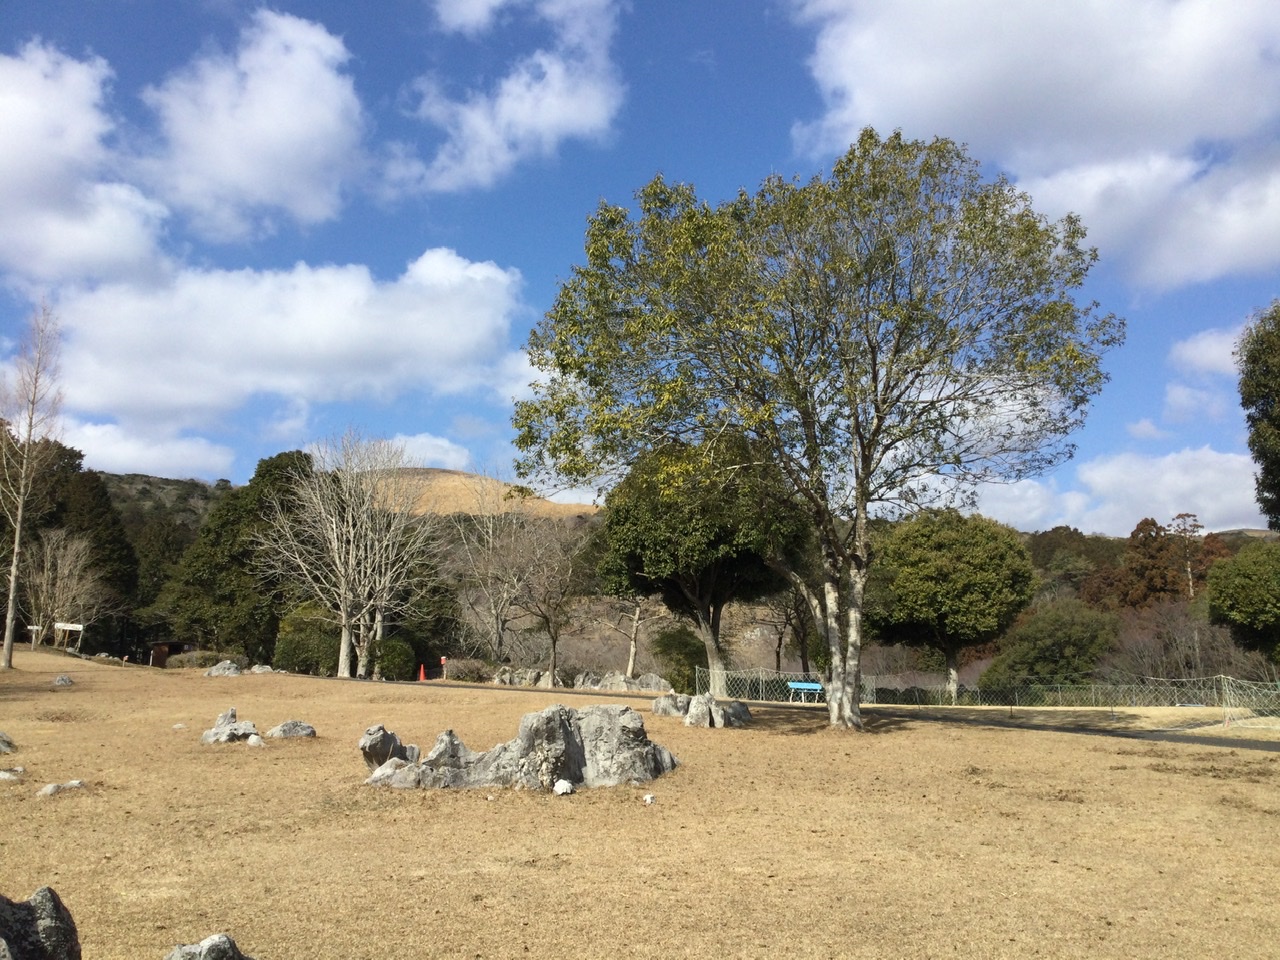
[
  {"x1": 980, "y1": 598, "x2": 1119, "y2": 690},
  {"x1": 599, "y1": 440, "x2": 807, "y2": 695},
  {"x1": 150, "y1": 452, "x2": 307, "y2": 664},
  {"x1": 867, "y1": 510, "x2": 1035, "y2": 702},
  {"x1": 514, "y1": 128, "x2": 1123, "y2": 728},
  {"x1": 1237, "y1": 300, "x2": 1280, "y2": 529},
  {"x1": 1207, "y1": 539, "x2": 1280, "y2": 661}
]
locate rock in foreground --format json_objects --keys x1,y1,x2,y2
[
  {"x1": 0, "y1": 886, "x2": 80, "y2": 960},
  {"x1": 366, "y1": 704, "x2": 677, "y2": 792},
  {"x1": 164, "y1": 933, "x2": 255, "y2": 960}
]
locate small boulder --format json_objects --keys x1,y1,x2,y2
[
  {"x1": 52, "y1": 674, "x2": 74, "y2": 687},
  {"x1": 164, "y1": 933, "x2": 256, "y2": 960},
  {"x1": 204, "y1": 660, "x2": 241, "y2": 677},
  {"x1": 266, "y1": 720, "x2": 316, "y2": 739},
  {"x1": 1, "y1": 766, "x2": 24, "y2": 781},
  {"x1": 684, "y1": 693, "x2": 751, "y2": 729},
  {"x1": 201, "y1": 707, "x2": 258, "y2": 744},
  {"x1": 37, "y1": 780, "x2": 85, "y2": 798},
  {"x1": 248, "y1": 665, "x2": 275, "y2": 674},
  {"x1": 245, "y1": 735, "x2": 265, "y2": 748},
  {"x1": 357, "y1": 725, "x2": 418, "y2": 772},
  {"x1": 0, "y1": 731, "x2": 15, "y2": 754},
  {"x1": 0, "y1": 886, "x2": 80, "y2": 960},
  {"x1": 553, "y1": 778, "x2": 575, "y2": 795}
]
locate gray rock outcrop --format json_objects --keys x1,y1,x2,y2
[
  {"x1": 357, "y1": 725, "x2": 418, "y2": 772},
  {"x1": 163, "y1": 933, "x2": 255, "y2": 960},
  {"x1": 201, "y1": 707, "x2": 259, "y2": 744},
  {"x1": 204, "y1": 661, "x2": 241, "y2": 677},
  {"x1": 652, "y1": 693, "x2": 692, "y2": 717},
  {"x1": 266, "y1": 720, "x2": 316, "y2": 739},
  {"x1": 0, "y1": 766, "x2": 24, "y2": 782},
  {"x1": 248, "y1": 665, "x2": 275, "y2": 674},
  {"x1": 684, "y1": 693, "x2": 752, "y2": 728},
  {"x1": 575, "y1": 671, "x2": 674, "y2": 694},
  {"x1": 0, "y1": 886, "x2": 80, "y2": 960},
  {"x1": 366, "y1": 704, "x2": 677, "y2": 792},
  {"x1": 51, "y1": 675, "x2": 73, "y2": 688},
  {"x1": 0, "y1": 731, "x2": 15, "y2": 754}
]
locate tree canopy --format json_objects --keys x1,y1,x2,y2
[
  {"x1": 1207, "y1": 539, "x2": 1280, "y2": 661},
  {"x1": 514, "y1": 127, "x2": 1123, "y2": 727},
  {"x1": 1237, "y1": 300, "x2": 1280, "y2": 529},
  {"x1": 866, "y1": 509, "x2": 1035, "y2": 701},
  {"x1": 599, "y1": 439, "x2": 807, "y2": 694}
]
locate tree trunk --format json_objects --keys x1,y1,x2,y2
[
  {"x1": 625, "y1": 604, "x2": 639, "y2": 679},
  {"x1": 547, "y1": 633, "x2": 558, "y2": 687},
  {"x1": 945, "y1": 646, "x2": 959, "y2": 706},
  {"x1": 826, "y1": 568, "x2": 865, "y2": 730},
  {"x1": 693, "y1": 616, "x2": 728, "y2": 697},
  {"x1": 1, "y1": 496, "x2": 26, "y2": 670},
  {"x1": 338, "y1": 618, "x2": 353, "y2": 678}
]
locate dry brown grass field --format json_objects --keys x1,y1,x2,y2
[{"x1": 2, "y1": 648, "x2": 1278, "y2": 959}]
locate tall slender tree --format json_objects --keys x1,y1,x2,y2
[{"x1": 0, "y1": 305, "x2": 63, "y2": 670}]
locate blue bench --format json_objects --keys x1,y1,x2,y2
[{"x1": 787, "y1": 681, "x2": 824, "y2": 703}]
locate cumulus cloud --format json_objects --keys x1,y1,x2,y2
[
  {"x1": 1169, "y1": 325, "x2": 1244, "y2": 377},
  {"x1": 1127, "y1": 418, "x2": 1169, "y2": 441},
  {"x1": 978, "y1": 447, "x2": 1265, "y2": 535},
  {"x1": 400, "y1": 0, "x2": 625, "y2": 191},
  {"x1": 139, "y1": 10, "x2": 365, "y2": 240},
  {"x1": 394, "y1": 431, "x2": 472, "y2": 470},
  {"x1": 63, "y1": 419, "x2": 236, "y2": 479},
  {"x1": 431, "y1": 0, "x2": 519, "y2": 35},
  {"x1": 54, "y1": 247, "x2": 527, "y2": 436},
  {"x1": 788, "y1": 0, "x2": 1280, "y2": 287},
  {"x1": 0, "y1": 42, "x2": 168, "y2": 283}
]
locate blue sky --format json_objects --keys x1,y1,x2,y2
[{"x1": 1, "y1": 0, "x2": 1278, "y2": 536}]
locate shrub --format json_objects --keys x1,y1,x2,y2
[
  {"x1": 375, "y1": 636, "x2": 416, "y2": 681},
  {"x1": 441, "y1": 658, "x2": 491, "y2": 683},
  {"x1": 166, "y1": 650, "x2": 248, "y2": 670},
  {"x1": 651, "y1": 625, "x2": 707, "y2": 695},
  {"x1": 273, "y1": 608, "x2": 339, "y2": 676}
]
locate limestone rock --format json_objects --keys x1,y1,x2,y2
[
  {"x1": 652, "y1": 693, "x2": 692, "y2": 717},
  {"x1": 204, "y1": 660, "x2": 241, "y2": 677},
  {"x1": 37, "y1": 780, "x2": 85, "y2": 798},
  {"x1": 163, "y1": 933, "x2": 255, "y2": 960},
  {"x1": 0, "y1": 732, "x2": 15, "y2": 755},
  {"x1": 357, "y1": 725, "x2": 418, "y2": 772},
  {"x1": 553, "y1": 778, "x2": 574, "y2": 795},
  {"x1": 266, "y1": 720, "x2": 316, "y2": 739},
  {"x1": 684, "y1": 693, "x2": 752, "y2": 729},
  {"x1": 248, "y1": 665, "x2": 275, "y2": 674},
  {"x1": 367, "y1": 704, "x2": 677, "y2": 792},
  {"x1": 245, "y1": 735, "x2": 264, "y2": 748},
  {"x1": 0, "y1": 886, "x2": 80, "y2": 960},
  {"x1": 201, "y1": 708, "x2": 258, "y2": 744},
  {"x1": 0, "y1": 766, "x2": 24, "y2": 782},
  {"x1": 577, "y1": 671, "x2": 674, "y2": 694},
  {"x1": 51, "y1": 675, "x2": 73, "y2": 688}
]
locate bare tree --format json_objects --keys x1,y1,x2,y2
[
  {"x1": 255, "y1": 431, "x2": 444, "y2": 678},
  {"x1": 508, "y1": 514, "x2": 591, "y2": 684},
  {"x1": 23, "y1": 529, "x2": 115, "y2": 648},
  {"x1": 0, "y1": 304, "x2": 63, "y2": 670},
  {"x1": 593, "y1": 596, "x2": 669, "y2": 678}
]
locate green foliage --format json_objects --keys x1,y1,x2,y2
[
  {"x1": 272, "y1": 605, "x2": 339, "y2": 676},
  {"x1": 867, "y1": 510, "x2": 1036, "y2": 667},
  {"x1": 1207, "y1": 540, "x2": 1280, "y2": 660},
  {"x1": 165, "y1": 650, "x2": 248, "y2": 670},
  {"x1": 980, "y1": 599, "x2": 1119, "y2": 688},
  {"x1": 1237, "y1": 300, "x2": 1280, "y2": 529},
  {"x1": 513, "y1": 127, "x2": 1122, "y2": 725},
  {"x1": 148, "y1": 451, "x2": 310, "y2": 664},
  {"x1": 650, "y1": 624, "x2": 708, "y2": 695},
  {"x1": 375, "y1": 636, "x2": 416, "y2": 681}
]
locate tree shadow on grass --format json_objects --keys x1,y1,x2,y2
[{"x1": 746, "y1": 702, "x2": 914, "y2": 736}]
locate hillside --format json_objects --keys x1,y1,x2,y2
[{"x1": 395, "y1": 467, "x2": 597, "y2": 519}]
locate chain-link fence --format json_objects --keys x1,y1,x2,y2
[{"x1": 696, "y1": 668, "x2": 1280, "y2": 725}]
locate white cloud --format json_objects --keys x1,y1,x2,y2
[
  {"x1": 1127, "y1": 418, "x2": 1168, "y2": 441},
  {"x1": 139, "y1": 10, "x2": 365, "y2": 240},
  {"x1": 978, "y1": 447, "x2": 1266, "y2": 535},
  {"x1": 1168, "y1": 324, "x2": 1244, "y2": 377},
  {"x1": 393, "y1": 432, "x2": 472, "y2": 470},
  {"x1": 54, "y1": 247, "x2": 527, "y2": 435},
  {"x1": 403, "y1": 0, "x2": 625, "y2": 191},
  {"x1": 432, "y1": 0, "x2": 519, "y2": 35},
  {"x1": 788, "y1": 0, "x2": 1280, "y2": 287},
  {"x1": 63, "y1": 419, "x2": 235, "y2": 479},
  {"x1": 1163, "y1": 382, "x2": 1230, "y2": 424},
  {"x1": 0, "y1": 42, "x2": 169, "y2": 283}
]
